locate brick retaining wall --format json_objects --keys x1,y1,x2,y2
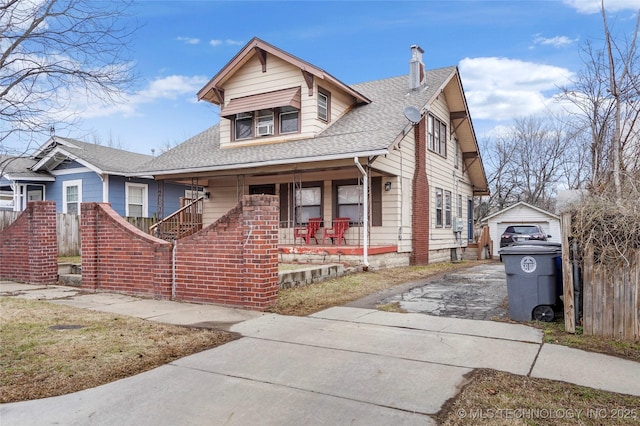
[{"x1": 0, "y1": 201, "x2": 58, "y2": 284}]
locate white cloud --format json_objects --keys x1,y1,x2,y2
[
  {"x1": 563, "y1": 0, "x2": 640, "y2": 14},
  {"x1": 532, "y1": 34, "x2": 579, "y2": 48},
  {"x1": 209, "y1": 39, "x2": 244, "y2": 47},
  {"x1": 176, "y1": 36, "x2": 200, "y2": 45},
  {"x1": 72, "y1": 75, "x2": 209, "y2": 119},
  {"x1": 459, "y1": 57, "x2": 575, "y2": 121}
]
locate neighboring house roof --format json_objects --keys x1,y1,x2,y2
[
  {"x1": 31, "y1": 137, "x2": 154, "y2": 176},
  {"x1": 482, "y1": 201, "x2": 560, "y2": 222},
  {"x1": 0, "y1": 155, "x2": 54, "y2": 182}
]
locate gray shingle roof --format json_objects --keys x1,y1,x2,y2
[
  {"x1": 138, "y1": 67, "x2": 457, "y2": 175},
  {"x1": 41, "y1": 137, "x2": 154, "y2": 175},
  {"x1": 0, "y1": 155, "x2": 44, "y2": 180}
]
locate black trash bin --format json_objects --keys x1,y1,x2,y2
[{"x1": 500, "y1": 244, "x2": 562, "y2": 322}]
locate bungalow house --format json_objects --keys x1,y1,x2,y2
[
  {"x1": 0, "y1": 137, "x2": 194, "y2": 218},
  {"x1": 137, "y1": 37, "x2": 489, "y2": 267}
]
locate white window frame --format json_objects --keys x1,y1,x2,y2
[
  {"x1": 317, "y1": 91, "x2": 328, "y2": 121},
  {"x1": 435, "y1": 187, "x2": 443, "y2": 228},
  {"x1": 125, "y1": 182, "x2": 148, "y2": 218},
  {"x1": 62, "y1": 180, "x2": 82, "y2": 215}
]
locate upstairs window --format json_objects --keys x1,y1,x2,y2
[
  {"x1": 235, "y1": 112, "x2": 253, "y2": 140},
  {"x1": 279, "y1": 106, "x2": 299, "y2": 134},
  {"x1": 428, "y1": 113, "x2": 447, "y2": 157},
  {"x1": 256, "y1": 110, "x2": 274, "y2": 136},
  {"x1": 318, "y1": 88, "x2": 330, "y2": 122}
]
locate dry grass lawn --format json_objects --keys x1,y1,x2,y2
[{"x1": 0, "y1": 297, "x2": 236, "y2": 403}]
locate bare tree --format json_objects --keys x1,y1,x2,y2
[
  {"x1": 0, "y1": 0, "x2": 137, "y2": 155},
  {"x1": 480, "y1": 114, "x2": 581, "y2": 214},
  {"x1": 560, "y1": 2, "x2": 640, "y2": 196}
]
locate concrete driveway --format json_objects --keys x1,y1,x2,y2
[{"x1": 349, "y1": 261, "x2": 509, "y2": 320}]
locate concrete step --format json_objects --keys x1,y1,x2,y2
[
  {"x1": 58, "y1": 274, "x2": 82, "y2": 287},
  {"x1": 278, "y1": 264, "x2": 344, "y2": 289},
  {"x1": 54, "y1": 263, "x2": 342, "y2": 291}
]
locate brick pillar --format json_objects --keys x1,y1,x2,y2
[
  {"x1": 241, "y1": 195, "x2": 279, "y2": 309},
  {"x1": 28, "y1": 201, "x2": 58, "y2": 284},
  {"x1": 410, "y1": 116, "x2": 430, "y2": 265},
  {"x1": 80, "y1": 203, "x2": 99, "y2": 290}
]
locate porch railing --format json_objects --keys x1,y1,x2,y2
[{"x1": 149, "y1": 196, "x2": 203, "y2": 241}]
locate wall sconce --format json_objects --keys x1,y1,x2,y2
[
  {"x1": 204, "y1": 192, "x2": 210, "y2": 200},
  {"x1": 384, "y1": 181, "x2": 392, "y2": 191}
]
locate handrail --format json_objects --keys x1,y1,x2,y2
[{"x1": 149, "y1": 196, "x2": 204, "y2": 240}]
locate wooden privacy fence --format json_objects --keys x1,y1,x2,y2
[
  {"x1": 561, "y1": 212, "x2": 640, "y2": 340},
  {"x1": 1, "y1": 211, "x2": 157, "y2": 258}
]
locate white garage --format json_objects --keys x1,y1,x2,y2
[{"x1": 482, "y1": 202, "x2": 561, "y2": 259}]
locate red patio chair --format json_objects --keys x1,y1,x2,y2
[
  {"x1": 322, "y1": 217, "x2": 350, "y2": 245},
  {"x1": 294, "y1": 217, "x2": 322, "y2": 244}
]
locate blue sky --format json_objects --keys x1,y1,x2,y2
[{"x1": 56, "y1": 0, "x2": 640, "y2": 155}]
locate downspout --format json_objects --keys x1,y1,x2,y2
[{"x1": 354, "y1": 157, "x2": 369, "y2": 269}]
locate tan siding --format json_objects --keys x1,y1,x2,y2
[
  {"x1": 371, "y1": 130, "x2": 416, "y2": 252},
  {"x1": 427, "y1": 94, "x2": 473, "y2": 250}
]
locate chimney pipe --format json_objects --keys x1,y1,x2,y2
[{"x1": 409, "y1": 44, "x2": 425, "y2": 91}]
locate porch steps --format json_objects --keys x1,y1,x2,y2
[
  {"x1": 56, "y1": 263, "x2": 344, "y2": 291},
  {"x1": 58, "y1": 263, "x2": 82, "y2": 287}
]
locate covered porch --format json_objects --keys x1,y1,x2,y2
[{"x1": 152, "y1": 159, "x2": 410, "y2": 268}]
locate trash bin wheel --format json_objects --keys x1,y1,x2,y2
[{"x1": 533, "y1": 305, "x2": 555, "y2": 322}]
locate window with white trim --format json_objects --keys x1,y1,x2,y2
[
  {"x1": 63, "y1": 180, "x2": 82, "y2": 215},
  {"x1": 125, "y1": 182, "x2": 148, "y2": 218}
]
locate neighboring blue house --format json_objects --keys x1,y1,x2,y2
[{"x1": 0, "y1": 137, "x2": 193, "y2": 218}]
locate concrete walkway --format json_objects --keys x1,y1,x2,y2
[{"x1": 1, "y1": 280, "x2": 639, "y2": 425}]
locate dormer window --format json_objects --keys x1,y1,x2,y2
[
  {"x1": 279, "y1": 106, "x2": 299, "y2": 133},
  {"x1": 235, "y1": 112, "x2": 253, "y2": 140},
  {"x1": 223, "y1": 87, "x2": 302, "y2": 142},
  {"x1": 257, "y1": 110, "x2": 274, "y2": 136}
]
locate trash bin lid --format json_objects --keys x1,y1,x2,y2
[
  {"x1": 500, "y1": 245, "x2": 560, "y2": 255},
  {"x1": 512, "y1": 240, "x2": 561, "y2": 248}
]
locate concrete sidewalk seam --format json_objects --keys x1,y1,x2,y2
[{"x1": 167, "y1": 361, "x2": 436, "y2": 417}]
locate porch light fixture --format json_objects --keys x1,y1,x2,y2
[
  {"x1": 204, "y1": 192, "x2": 210, "y2": 200},
  {"x1": 384, "y1": 181, "x2": 392, "y2": 191}
]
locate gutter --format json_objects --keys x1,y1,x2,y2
[
  {"x1": 354, "y1": 157, "x2": 369, "y2": 270},
  {"x1": 130, "y1": 149, "x2": 389, "y2": 178}
]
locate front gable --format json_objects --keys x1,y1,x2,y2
[{"x1": 199, "y1": 37, "x2": 370, "y2": 147}]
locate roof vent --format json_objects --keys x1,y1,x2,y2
[{"x1": 409, "y1": 45, "x2": 425, "y2": 91}]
